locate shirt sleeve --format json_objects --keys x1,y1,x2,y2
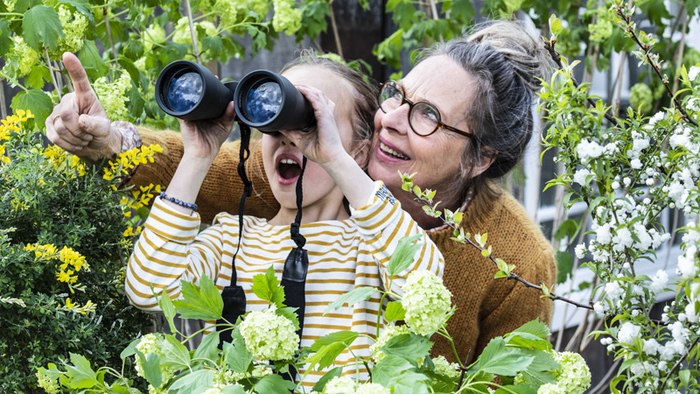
[
  {"x1": 124, "y1": 197, "x2": 229, "y2": 311},
  {"x1": 351, "y1": 181, "x2": 445, "y2": 296}
]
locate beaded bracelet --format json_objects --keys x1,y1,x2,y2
[{"x1": 160, "y1": 192, "x2": 198, "y2": 211}]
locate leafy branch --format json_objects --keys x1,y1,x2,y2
[{"x1": 612, "y1": 3, "x2": 698, "y2": 127}]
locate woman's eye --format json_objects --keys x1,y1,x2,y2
[{"x1": 421, "y1": 106, "x2": 439, "y2": 122}]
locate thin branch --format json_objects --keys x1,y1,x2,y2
[
  {"x1": 0, "y1": 79, "x2": 7, "y2": 119},
  {"x1": 670, "y1": 9, "x2": 688, "y2": 96},
  {"x1": 657, "y1": 336, "x2": 700, "y2": 393},
  {"x1": 58, "y1": 61, "x2": 74, "y2": 93},
  {"x1": 45, "y1": 48, "x2": 62, "y2": 101},
  {"x1": 615, "y1": 5, "x2": 698, "y2": 126},
  {"x1": 184, "y1": 0, "x2": 202, "y2": 65},
  {"x1": 544, "y1": 40, "x2": 620, "y2": 127},
  {"x1": 103, "y1": 8, "x2": 119, "y2": 66},
  {"x1": 328, "y1": 1, "x2": 344, "y2": 59}
]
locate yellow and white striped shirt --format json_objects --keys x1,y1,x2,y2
[{"x1": 125, "y1": 181, "x2": 444, "y2": 386}]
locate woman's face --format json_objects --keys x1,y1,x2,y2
[
  {"x1": 368, "y1": 55, "x2": 476, "y2": 204},
  {"x1": 261, "y1": 65, "x2": 356, "y2": 212}
]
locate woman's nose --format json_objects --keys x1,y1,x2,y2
[{"x1": 379, "y1": 104, "x2": 411, "y2": 135}]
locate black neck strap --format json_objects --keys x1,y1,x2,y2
[{"x1": 231, "y1": 124, "x2": 253, "y2": 283}]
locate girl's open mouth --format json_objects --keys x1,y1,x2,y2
[{"x1": 276, "y1": 155, "x2": 302, "y2": 185}]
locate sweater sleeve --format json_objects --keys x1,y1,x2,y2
[
  {"x1": 129, "y1": 126, "x2": 279, "y2": 223},
  {"x1": 125, "y1": 197, "x2": 230, "y2": 312},
  {"x1": 351, "y1": 181, "x2": 445, "y2": 296}
]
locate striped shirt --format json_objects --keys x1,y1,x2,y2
[{"x1": 125, "y1": 182, "x2": 444, "y2": 386}]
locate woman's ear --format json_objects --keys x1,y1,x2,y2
[
  {"x1": 464, "y1": 147, "x2": 497, "y2": 178},
  {"x1": 352, "y1": 140, "x2": 372, "y2": 169}
]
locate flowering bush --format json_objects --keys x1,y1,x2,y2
[
  {"x1": 0, "y1": 110, "x2": 161, "y2": 392},
  {"x1": 38, "y1": 240, "x2": 590, "y2": 393}
]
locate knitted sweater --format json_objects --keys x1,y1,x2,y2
[{"x1": 133, "y1": 128, "x2": 556, "y2": 364}]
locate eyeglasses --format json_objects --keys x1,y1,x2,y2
[{"x1": 378, "y1": 80, "x2": 473, "y2": 139}]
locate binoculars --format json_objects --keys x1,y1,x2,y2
[{"x1": 155, "y1": 60, "x2": 316, "y2": 133}]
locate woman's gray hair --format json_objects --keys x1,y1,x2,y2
[{"x1": 420, "y1": 20, "x2": 551, "y2": 210}]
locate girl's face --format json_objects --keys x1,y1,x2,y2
[
  {"x1": 262, "y1": 65, "x2": 356, "y2": 216},
  {"x1": 368, "y1": 55, "x2": 477, "y2": 206}
]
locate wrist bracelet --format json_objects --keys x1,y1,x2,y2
[{"x1": 160, "y1": 192, "x2": 198, "y2": 211}]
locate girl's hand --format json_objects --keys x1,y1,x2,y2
[
  {"x1": 278, "y1": 84, "x2": 348, "y2": 168},
  {"x1": 179, "y1": 102, "x2": 236, "y2": 161}
]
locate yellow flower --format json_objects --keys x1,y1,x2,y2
[
  {"x1": 65, "y1": 298, "x2": 76, "y2": 309},
  {"x1": 56, "y1": 270, "x2": 73, "y2": 283},
  {"x1": 123, "y1": 227, "x2": 136, "y2": 237},
  {"x1": 124, "y1": 211, "x2": 132, "y2": 218}
]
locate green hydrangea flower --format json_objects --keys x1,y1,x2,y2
[
  {"x1": 432, "y1": 355, "x2": 460, "y2": 379},
  {"x1": 239, "y1": 308, "x2": 299, "y2": 360},
  {"x1": 401, "y1": 270, "x2": 452, "y2": 336},
  {"x1": 272, "y1": 0, "x2": 302, "y2": 35},
  {"x1": 369, "y1": 324, "x2": 410, "y2": 363},
  {"x1": 630, "y1": 83, "x2": 653, "y2": 114},
  {"x1": 93, "y1": 71, "x2": 132, "y2": 120}
]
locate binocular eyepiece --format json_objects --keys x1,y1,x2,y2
[{"x1": 155, "y1": 60, "x2": 316, "y2": 133}]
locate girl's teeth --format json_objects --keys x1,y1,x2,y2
[
  {"x1": 380, "y1": 142, "x2": 409, "y2": 160},
  {"x1": 280, "y1": 158, "x2": 298, "y2": 165}
]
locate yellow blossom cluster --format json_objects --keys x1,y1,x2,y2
[
  {"x1": 103, "y1": 144, "x2": 163, "y2": 183},
  {"x1": 0, "y1": 109, "x2": 33, "y2": 165},
  {"x1": 23, "y1": 243, "x2": 91, "y2": 293},
  {"x1": 63, "y1": 298, "x2": 95, "y2": 315}
]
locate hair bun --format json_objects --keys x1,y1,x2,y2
[{"x1": 466, "y1": 21, "x2": 551, "y2": 93}]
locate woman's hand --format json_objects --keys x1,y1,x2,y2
[
  {"x1": 179, "y1": 102, "x2": 236, "y2": 162},
  {"x1": 278, "y1": 84, "x2": 348, "y2": 168}
]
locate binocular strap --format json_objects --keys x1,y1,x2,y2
[
  {"x1": 217, "y1": 124, "x2": 253, "y2": 346},
  {"x1": 280, "y1": 156, "x2": 309, "y2": 383}
]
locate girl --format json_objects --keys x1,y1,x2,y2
[{"x1": 124, "y1": 56, "x2": 444, "y2": 386}]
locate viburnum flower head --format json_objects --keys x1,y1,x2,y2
[
  {"x1": 401, "y1": 270, "x2": 452, "y2": 336},
  {"x1": 370, "y1": 324, "x2": 410, "y2": 363},
  {"x1": 272, "y1": 0, "x2": 302, "y2": 35},
  {"x1": 134, "y1": 333, "x2": 173, "y2": 386},
  {"x1": 239, "y1": 308, "x2": 299, "y2": 360},
  {"x1": 432, "y1": 355, "x2": 460, "y2": 378}
]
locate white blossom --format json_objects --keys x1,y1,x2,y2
[
  {"x1": 617, "y1": 322, "x2": 641, "y2": 345},
  {"x1": 689, "y1": 66, "x2": 700, "y2": 82},
  {"x1": 596, "y1": 223, "x2": 612, "y2": 245},
  {"x1": 650, "y1": 270, "x2": 669, "y2": 294},
  {"x1": 573, "y1": 168, "x2": 594, "y2": 186},
  {"x1": 575, "y1": 244, "x2": 587, "y2": 259},
  {"x1": 577, "y1": 140, "x2": 605, "y2": 163}
]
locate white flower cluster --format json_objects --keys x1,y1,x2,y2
[
  {"x1": 432, "y1": 355, "x2": 460, "y2": 378},
  {"x1": 678, "y1": 223, "x2": 700, "y2": 279},
  {"x1": 5, "y1": 36, "x2": 39, "y2": 78},
  {"x1": 369, "y1": 324, "x2": 410, "y2": 363},
  {"x1": 49, "y1": 5, "x2": 88, "y2": 59},
  {"x1": 401, "y1": 270, "x2": 452, "y2": 336},
  {"x1": 93, "y1": 72, "x2": 132, "y2": 120},
  {"x1": 540, "y1": 351, "x2": 591, "y2": 394},
  {"x1": 272, "y1": 0, "x2": 302, "y2": 35},
  {"x1": 572, "y1": 168, "x2": 594, "y2": 187},
  {"x1": 321, "y1": 376, "x2": 389, "y2": 394},
  {"x1": 239, "y1": 308, "x2": 299, "y2": 360},
  {"x1": 215, "y1": 365, "x2": 271, "y2": 386},
  {"x1": 576, "y1": 140, "x2": 604, "y2": 163},
  {"x1": 214, "y1": 0, "x2": 269, "y2": 32},
  {"x1": 143, "y1": 24, "x2": 166, "y2": 51},
  {"x1": 689, "y1": 66, "x2": 700, "y2": 82}
]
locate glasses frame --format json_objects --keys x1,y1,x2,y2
[{"x1": 378, "y1": 81, "x2": 474, "y2": 140}]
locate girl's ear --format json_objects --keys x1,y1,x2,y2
[{"x1": 352, "y1": 140, "x2": 372, "y2": 169}]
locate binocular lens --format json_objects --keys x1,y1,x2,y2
[
  {"x1": 245, "y1": 81, "x2": 283, "y2": 123},
  {"x1": 167, "y1": 72, "x2": 203, "y2": 113}
]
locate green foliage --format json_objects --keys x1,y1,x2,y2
[{"x1": 0, "y1": 112, "x2": 152, "y2": 392}]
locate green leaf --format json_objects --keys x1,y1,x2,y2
[
  {"x1": 159, "y1": 335, "x2": 191, "y2": 370},
  {"x1": 202, "y1": 36, "x2": 224, "y2": 59},
  {"x1": 512, "y1": 319, "x2": 552, "y2": 340},
  {"x1": 494, "y1": 384, "x2": 538, "y2": 394},
  {"x1": 24, "y1": 64, "x2": 51, "y2": 89},
  {"x1": 168, "y1": 369, "x2": 214, "y2": 392},
  {"x1": 447, "y1": 0, "x2": 475, "y2": 23},
  {"x1": 381, "y1": 333, "x2": 433, "y2": 366},
  {"x1": 310, "y1": 330, "x2": 359, "y2": 351},
  {"x1": 172, "y1": 275, "x2": 224, "y2": 320},
  {"x1": 120, "y1": 337, "x2": 142, "y2": 360},
  {"x1": 504, "y1": 332, "x2": 551, "y2": 351},
  {"x1": 0, "y1": 19, "x2": 12, "y2": 58},
  {"x1": 78, "y1": 40, "x2": 109, "y2": 80},
  {"x1": 251, "y1": 265, "x2": 285, "y2": 307},
  {"x1": 193, "y1": 330, "x2": 220, "y2": 365},
  {"x1": 324, "y1": 286, "x2": 377, "y2": 313},
  {"x1": 155, "y1": 286, "x2": 177, "y2": 334},
  {"x1": 372, "y1": 354, "x2": 415, "y2": 386},
  {"x1": 555, "y1": 251, "x2": 573, "y2": 284},
  {"x1": 124, "y1": 39, "x2": 144, "y2": 60},
  {"x1": 56, "y1": 0, "x2": 94, "y2": 22},
  {"x1": 553, "y1": 219, "x2": 578, "y2": 241},
  {"x1": 11, "y1": 88, "x2": 53, "y2": 127},
  {"x1": 475, "y1": 337, "x2": 535, "y2": 376},
  {"x1": 306, "y1": 342, "x2": 349, "y2": 371},
  {"x1": 385, "y1": 301, "x2": 406, "y2": 322},
  {"x1": 220, "y1": 385, "x2": 246, "y2": 394},
  {"x1": 225, "y1": 329, "x2": 254, "y2": 374},
  {"x1": 311, "y1": 366, "x2": 343, "y2": 393},
  {"x1": 22, "y1": 5, "x2": 64, "y2": 50},
  {"x1": 387, "y1": 234, "x2": 423, "y2": 276},
  {"x1": 65, "y1": 353, "x2": 99, "y2": 388},
  {"x1": 136, "y1": 350, "x2": 162, "y2": 388},
  {"x1": 392, "y1": 371, "x2": 431, "y2": 394},
  {"x1": 515, "y1": 349, "x2": 558, "y2": 386},
  {"x1": 253, "y1": 374, "x2": 296, "y2": 394}
]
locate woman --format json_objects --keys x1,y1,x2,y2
[{"x1": 47, "y1": 20, "x2": 556, "y2": 364}]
